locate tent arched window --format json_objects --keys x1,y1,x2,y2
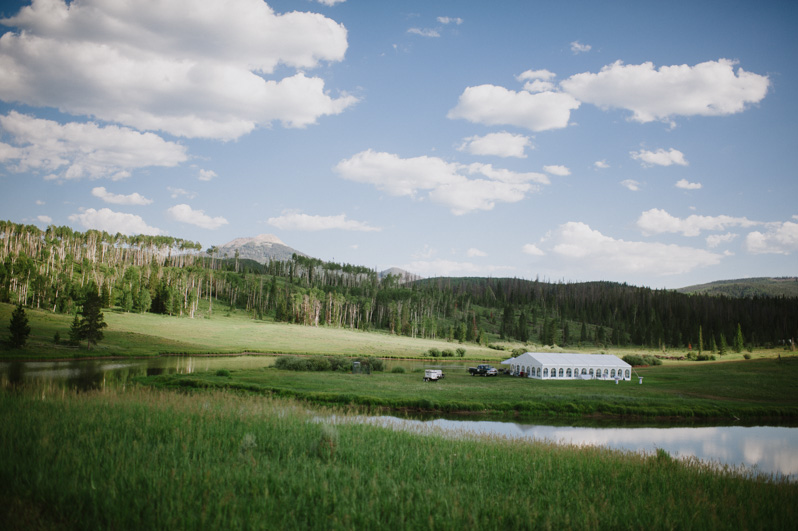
[
  {"x1": 589, "y1": 368, "x2": 594, "y2": 377},
  {"x1": 603, "y1": 369, "x2": 609, "y2": 378},
  {"x1": 537, "y1": 367, "x2": 541, "y2": 377},
  {"x1": 543, "y1": 368, "x2": 548, "y2": 378},
  {"x1": 526, "y1": 366, "x2": 531, "y2": 376},
  {"x1": 611, "y1": 369, "x2": 616, "y2": 378},
  {"x1": 625, "y1": 370, "x2": 630, "y2": 379},
  {"x1": 581, "y1": 368, "x2": 587, "y2": 375},
  {"x1": 558, "y1": 368, "x2": 563, "y2": 377},
  {"x1": 566, "y1": 368, "x2": 572, "y2": 377}
]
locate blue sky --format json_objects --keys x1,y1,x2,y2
[{"x1": 1, "y1": 0, "x2": 796, "y2": 288}]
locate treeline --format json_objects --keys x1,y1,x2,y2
[{"x1": 2, "y1": 221, "x2": 797, "y2": 350}]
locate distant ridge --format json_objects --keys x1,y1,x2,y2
[
  {"x1": 216, "y1": 234, "x2": 307, "y2": 264},
  {"x1": 676, "y1": 277, "x2": 798, "y2": 298},
  {"x1": 379, "y1": 267, "x2": 421, "y2": 283}
]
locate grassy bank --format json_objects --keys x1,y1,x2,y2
[
  {"x1": 1, "y1": 386, "x2": 795, "y2": 530},
  {"x1": 141, "y1": 356, "x2": 798, "y2": 421}
]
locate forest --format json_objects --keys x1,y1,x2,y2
[{"x1": 2, "y1": 220, "x2": 797, "y2": 351}]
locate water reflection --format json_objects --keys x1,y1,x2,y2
[{"x1": 361, "y1": 416, "x2": 798, "y2": 481}]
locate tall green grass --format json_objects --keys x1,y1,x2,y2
[{"x1": 0, "y1": 386, "x2": 795, "y2": 530}]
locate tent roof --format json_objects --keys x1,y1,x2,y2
[{"x1": 511, "y1": 352, "x2": 630, "y2": 369}]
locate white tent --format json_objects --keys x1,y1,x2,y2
[{"x1": 507, "y1": 352, "x2": 632, "y2": 381}]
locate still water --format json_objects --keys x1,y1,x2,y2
[{"x1": 2, "y1": 355, "x2": 796, "y2": 481}]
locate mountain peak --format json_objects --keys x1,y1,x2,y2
[
  {"x1": 217, "y1": 234, "x2": 304, "y2": 263},
  {"x1": 221, "y1": 234, "x2": 285, "y2": 248}
]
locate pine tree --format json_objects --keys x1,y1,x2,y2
[
  {"x1": 79, "y1": 289, "x2": 107, "y2": 350},
  {"x1": 734, "y1": 323, "x2": 744, "y2": 353},
  {"x1": 69, "y1": 314, "x2": 82, "y2": 345},
  {"x1": 8, "y1": 303, "x2": 31, "y2": 348}
]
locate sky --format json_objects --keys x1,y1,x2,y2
[{"x1": 0, "y1": 0, "x2": 796, "y2": 289}]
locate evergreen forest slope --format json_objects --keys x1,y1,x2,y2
[
  {"x1": 676, "y1": 277, "x2": 798, "y2": 298},
  {"x1": 2, "y1": 221, "x2": 797, "y2": 353}
]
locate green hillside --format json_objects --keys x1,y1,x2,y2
[{"x1": 677, "y1": 277, "x2": 798, "y2": 298}]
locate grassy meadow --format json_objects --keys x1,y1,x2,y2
[
  {"x1": 1, "y1": 386, "x2": 796, "y2": 530},
  {"x1": 142, "y1": 355, "x2": 798, "y2": 421}
]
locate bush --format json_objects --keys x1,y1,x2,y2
[
  {"x1": 743, "y1": 353, "x2": 752, "y2": 360},
  {"x1": 391, "y1": 366, "x2": 406, "y2": 374},
  {"x1": 622, "y1": 355, "x2": 662, "y2": 367},
  {"x1": 215, "y1": 369, "x2": 231, "y2": 377},
  {"x1": 441, "y1": 349, "x2": 454, "y2": 358},
  {"x1": 456, "y1": 348, "x2": 466, "y2": 358},
  {"x1": 427, "y1": 348, "x2": 440, "y2": 358}
]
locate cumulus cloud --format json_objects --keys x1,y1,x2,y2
[
  {"x1": 637, "y1": 208, "x2": 759, "y2": 237},
  {"x1": 561, "y1": 59, "x2": 769, "y2": 124},
  {"x1": 570, "y1": 41, "x2": 591, "y2": 54},
  {"x1": 706, "y1": 232, "x2": 738, "y2": 248},
  {"x1": 621, "y1": 179, "x2": 641, "y2": 191},
  {"x1": 267, "y1": 210, "x2": 380, "y2": 232},
  {"x1": 467, "y1": 248, "x2": 487, "y2": 257},
  {"x1": 92, "y1": 186, "x2": 153, "y2": 206},
  {"x1": 167, "y1": 204, "x2": 228, "y2": 230},
  {"x1": 448, "y1": 84, "x2": 580, "y2": 132},
  {"x1": 522, "y1": 243, "x2": 545, "y2": 256},
  {"x1": 37, "y1": 215, "x2": 52, "y2": 224},
  {"x1": 594, "y1": 160, "x2": 610, "y2": 169},
  {"x1": 543, "y1": 165, "x2": 571, "y2": 176},
  {"x1": 400, "y1": 259, "x2": 514, "y2": 278},
  {"x1": 0, "y1": 112, "x2": 187, "y2": 180},
  {"x1": 745, "y1": 221, "x2": 798, "y2": 254},
  {"x1": 198, "y1": 169, "x2": 217, "y2": 182},
  {"x1": 437, "y1": 17, "x2": 464, "y2": 25},
  {"x1": 551, "y1": 221, "x2": 723, "y2": 276},
  {"x1": 631, "y1": 148, "x2": 688, "y2": 167},
  {"x1": 334, "y1": 150, "x2": 549, "y2": 215},
  {"x1": 408, "y1": 28, "x2": 440, "y2": 37},
  {"x1": 675, "y1": 179, "x2": 702, "y2": 190},
  {"x1": 0, "y1": 0, "x2": 356, "y2": 140},
  {"x1": 516, "y1": 69, "x2": 556, "y2": 92},
  {"x1": 317, "y1": 0, "x2": 346, "y2": 5},
  {"x1": 457, "y1": 131, "x2": 533, "y2": 158},
  {"x1": 69, "y1": 207, "x2": 162, "y2": 235},
  {"x1": 168, "y1": 187, "x2": 196, "y2": 200}
]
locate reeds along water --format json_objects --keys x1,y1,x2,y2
[{"x1": 1, "y1": 385, "x2": 796, "y2": 530}]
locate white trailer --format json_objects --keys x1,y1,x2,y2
[{"x1": 423, "y1": 369, "x2": 444, "y2": 382}]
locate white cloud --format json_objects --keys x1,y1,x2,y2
[
  {"x1": 561, "y1": 59, "x2": 769, "y2": 124},
  {"x1": 437, "y1": 17, "x2": 464, "y2": 25},
  {"x1": 408, "y1": 28, "x2": 440, "y2": 37},
  {"x1": 167, "y1": 187, "x2": 197, "y2": 200},
  {"x1": 570, "y1": 41, "x2": 592, "y2": 54},
  {"x1": 522, "y1": 243, "x2": 545, "y2": 256},
  {"x1": 467, "y1": 248, "x2": 487, "y2": 257},
  {"x1": 167, "y1": 204, "x2": 228, "y2": 230},
  {"x1": 637, "y1": 208, "x2": 759, "y2": 237},
  {"x1": 621, "y1": 179, "x2": 641, "y2": 191},
  {"x1": 0, "y1": 0, "x2": 356, "y2": 140},
  {"x1": 457, "y1": 132, "x2": 533, "y2": 158},
  {"x1": 334, "y1": 150, "x2": 549, "y2": 215},
  {"x1": 92, "y1": 186, "x2": 153, "y2": 206},
  {"x1": 35, "y1": 200, "x2": 45, "y2": 205},
  {"x1": 37, "y1": 215, "x2": 52, "y2": 224},
  {"x1": 267, "y1": 210, "x2": 380, "y2": 232},
  {"x1": 543, "y1": 165, "x2": 570, "y2": 176},
  {"x1": 198, "y1": 169, "x2": 217, "y2": 182},
  {"x1": 631, "y1": 148, "x2": 688, "y2": 167},
  {"x1": 317, "y1": 0, "x2": 346, "y2": 5},
  {"x1": 0, "y1": 112, "x2": 187, "y2": 180},
  {"x1": 551, "y1": 222, "x2": 723, "y2": 276},
  {"x1": 706, "y1": 232, "x2": 738, "y2": 248},
  {"x1": 448, "y1": 84, "x2": 580, "y2": 132},
  {"x1": 675, "y1": 179, "x2": 702, "y2": 190},
  {"x1": 594, "y1": 160, "x2": 610, "y2": 169},
  {"x1": 401, "y1": 259, "x2": 514, "y2": 278},
  {"x1": 516, "y1": 69, "x2": 556, "y2": 92},
  {"x1": 745, "y1": 221, "x2": 798, "y2": 254},
  {"x1": 69, "y1": 207, "x2": 162, "y2": 235}
]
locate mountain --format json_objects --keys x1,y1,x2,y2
[
  {"x1": 379, "y1": 267, "x2": 421, "y2": 283},
  {"x1": 676, "y1": 277, "x2": 798, "y2": 298},
  {"x1": 216, "y1": 234, "x2": 307, "y2": 264}
]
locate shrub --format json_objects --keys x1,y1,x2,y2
[
  {"x1": 391, "y1": 367, "x2": 406, "y2": 374},
  {"x1": 442, "y1": 349, "x2": 454, "y2": 358},
  {"x1": 456, "y1": 348, "x2": 466, "y2": 358},
  {"x1": 744, "y1": 353, "x2": 752, "y2": 360},
  {"x1": 427, "y1": 348, "x2": 440, "y2": 358},
  {"x1": 215, "y1": 369, "x2": 231, "y2": 377}
]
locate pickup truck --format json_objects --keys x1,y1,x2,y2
[{"x1": 468, "y1": 364, "x2": 498, "y2": 376}]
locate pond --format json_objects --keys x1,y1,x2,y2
[{"x1": 2, "y1": 355, "x2": 796, "y2": 481}]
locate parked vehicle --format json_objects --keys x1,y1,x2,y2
[
  {"x1": 424, "y1": 369, "x2": 444, "y2": 382},
  {"x1": 468, "y1": 364, "x2": 498, "y2": 376}
]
